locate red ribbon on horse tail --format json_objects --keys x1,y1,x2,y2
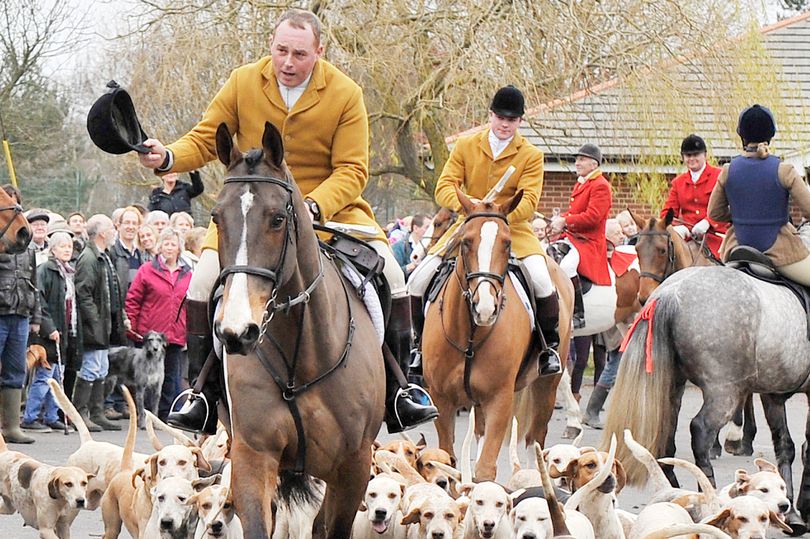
[{"x1": 619, "y1": 298, "x2": 658, "y2": 374}]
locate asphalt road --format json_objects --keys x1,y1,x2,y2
[{"x1": 1, "y1": 384, "x2": 806, "y2": 538}]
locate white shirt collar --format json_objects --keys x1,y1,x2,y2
[
  {"x1": 277, "y1": 72, "x2": 313, "y2": 111},
  {"x1": 690, "y1": 163, "x2": 706, "y2": 183},
  {"x1": 488, "y1": 130, "x2": 513, "y2": 159}
]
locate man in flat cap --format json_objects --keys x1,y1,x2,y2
[
  {"x1": 408, "y1": 85, "x2": 562, "y2": 376},
  {"x1": 550, "y1": 143, "x2": 613, "y2": 328}
]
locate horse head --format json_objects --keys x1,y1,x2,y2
[
  {"x1": 635, "y1": 208, "x2": 694, "y2": 305},
  {"x1": 0, "y1": 189, "x2": 30, "y2": 254},
  {"x1": 212, "y1": 121, "x2": 312, "y2": 355},
  {"x1": 411, "y1": 207, "x2": 458, "y2": 264},
  {"x1": 454, "y1": 186, "x2": 522, "y2": 326}
]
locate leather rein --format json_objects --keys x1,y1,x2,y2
[
  {"x1": 215, "y1": 174, "x2": 354, "y2": 475},
  {"x1": 441, "y1": 211, "x2": 509, "y2": 405}
]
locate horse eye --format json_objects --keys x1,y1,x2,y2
[
  {"x1": 658, "y1": 248, "x2": 667, "y2": 256},
  {"x1": 271, "y1": 215, "x2": 285, "y2": 228}
]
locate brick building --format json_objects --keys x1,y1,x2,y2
[{"x1": 449, "y1": 11, "x2": 810, "y2": 222}]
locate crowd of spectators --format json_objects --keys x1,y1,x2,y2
[{"x1": 0, "y1": 174, "x2": 207, "y2": 443}]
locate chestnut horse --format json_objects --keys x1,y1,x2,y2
[
  {"x1": 212, "y1": 122, "x2": 384, "y2": 538},
  {"x1": 0, "y1": 189, "x2": 30, "y2": 254},
  {"x1": 411, "y1": 207, "x2": 457, "y2": 263},
  {"x1": 422, "y1": 188, "x2": 573, "y2": 480}
]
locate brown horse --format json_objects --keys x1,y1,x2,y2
[
  {"x1": 632, "y1": 209, "x2": 718, "y2": 305},
  {"x1": 211, "y1": 122, "x2": 384, "y2": 538},
  {"x1": 0, "y1": 189, "x2": 30, "y2": 254},
  {"x1": 411, "y1": 207, "x2": 457, "y2": 263},
  {"x1": 422, "y1": 188, "x2": 573, "y2": 480}
]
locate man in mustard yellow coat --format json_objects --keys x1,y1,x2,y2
[
  {"x1": 407, "y1": 86, "x2": 561, "y2": 376},
  {"x1": 138, "y1": 8, "x2": 436, "y2": 434}
]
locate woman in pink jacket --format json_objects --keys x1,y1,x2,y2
[{"x1": 125, "y1": 227, "x2": 191, "y2": 419}]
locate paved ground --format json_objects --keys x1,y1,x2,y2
[{"x1": 1, "y1": 384, "x2": 807, "y2": 538}]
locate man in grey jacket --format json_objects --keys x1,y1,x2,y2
[{"x1": 74, "y1": 215, "x2": 125, "y2": 431}]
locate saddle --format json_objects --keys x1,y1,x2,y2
[
  {"x1": 546, "y1": 240, "x2": 593, "y2": 293},
  {"x1": 726, "y1": 246, "x2": 810, "y2": 338},
  {"x1": 315, "y1": 224, "x2": 392, "y2": 326}
]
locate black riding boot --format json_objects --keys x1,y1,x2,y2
[
  {"x1": 383, "y1": 297, "x2": 438, "y2": 434},
  {"x1": 571, "y1": 276, "x2": 586, "y2": 329},
  {"x1": 535, "y1": 292, "x2": 562, "y2": 376},
  {"x1": 408, "y1": 295, "x2": 425, "y2": 385},
  {"x1": 166, "y1": 299, "x2": 219, "y2": 435}
]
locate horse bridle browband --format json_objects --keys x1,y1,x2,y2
[
  {"x1": 0, "y1": 204, "x2": 24, "y2": 244},
  {"x1": 637, "y1": 229, "x2": 675, "y2": 283}
]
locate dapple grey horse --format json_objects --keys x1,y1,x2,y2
[{"x1": 603, "y1": 262, "x2": 810, "y2": 534}]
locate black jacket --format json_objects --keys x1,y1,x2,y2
[
  {"x1": 37, "y1": 258, "x2": 82, "y2": 357},
  {"x1": 0, "y1": 247, "x2": 40, "y2": 322},
  {"x1": 148, "y1": 171, "x2": 203, "y2": 215}
]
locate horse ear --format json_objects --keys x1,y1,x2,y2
[
  {"x1": 261, "y1": 121, "x2": 285, "y2": 168},
  {"x1": 628, "y1": 208, "x2": 645, "y2": 231},
  {"x1": 664, "y1": 208, "x2": 675, "y2": 227},
  {"x1": 215, "y1": 123, "x2": 239, "y2": 168},
  {"x1": 455, "y1": 185, "x2": 475, "y2": 215},
  {"x1": 502, "y1": 189, "x2": 524, "y2": 216}
]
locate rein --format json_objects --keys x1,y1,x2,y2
[
  {"x1": 441, "y1": 211, "x2": 509, "y2": 405},
  {"x1": 216, "y1": 173, "x2": 351, "y2": 475},
  {"x1": 0, "y1": 203, "x2": 23, "y2": 244}
]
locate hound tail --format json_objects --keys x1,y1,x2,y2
[
  {"x1": 119, "y1": 385, "x2": 138, "y2": 471},
  {"x1": 47, "y1": 378, "x2": 93, "y2": 446}
]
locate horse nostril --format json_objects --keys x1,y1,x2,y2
[
  {"x1": 241, "y1": 323, "x2": 260, "y2": 345},
  {"x1": 16, "y1": 226, "x2": 30, "y2": 245}
]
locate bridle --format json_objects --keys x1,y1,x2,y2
[
  {"x1": 0, "y1": 203, "x2": 24, "y2": 244},
  {"x1": 457, "y1": 212, "x2": 509, "y2": 316},
  {"x1": 442, "y1": 211, "x2": 510, "y2": 405},
  {"x1": 637, "y1": 229, "x2": 675, "y2": 283},
  {"x1": 214, "y1": 175, "x2": 324, "y2": 343}
]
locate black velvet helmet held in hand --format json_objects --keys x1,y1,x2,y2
[
  {"x1": 86, "y1": 81, "x2": 151, "y2": 155},
  {"x1": 490, "y1": 85, "x2": 525, "y2": 118}
]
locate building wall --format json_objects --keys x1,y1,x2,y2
[{"x1": 537, "y1": 171, "x2": 655, "y2": 220}]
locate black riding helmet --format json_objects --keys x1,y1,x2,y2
[
  {"x1": 737, "y1": 104, "x2": 776, "y2": 144},
  {"x1": 87, "y1": 81, "x2": 151, "y2": 155},
  {"x1": 490, "y1": 85, "x2": 525, "y2": 118},
  {"x1": 680, "y1": 134, "x2": 707, "y2": 155}
]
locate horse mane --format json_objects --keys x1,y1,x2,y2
[{"x1": 243, "y1": 149, "x2": 265, "y2": 172}]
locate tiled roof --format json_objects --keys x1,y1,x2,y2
[{"x1": 451, "y1": 11, "x2": 810, "y2": 173}]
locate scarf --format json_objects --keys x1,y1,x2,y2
[{"x1": 55, "y1": 259, "x2": 77, "y2": 336}]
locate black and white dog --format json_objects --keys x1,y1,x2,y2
[{"x1": 107, "y1": 331, "x2": 167, "y2": 428}]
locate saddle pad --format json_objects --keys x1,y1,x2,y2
[
  {"x1": 611, "y1": 246, "x2": 639, "y2": 277},
  {"x1": 341, "y1": 265, "x2": 385, "y2": 344}
]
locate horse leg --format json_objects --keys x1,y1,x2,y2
[
  {"x1": 474, "y1": 393, "x2": 513, "y2": 481},
  {"x1": 661, "y1": 377, "x2": 686, "y2": 487},
  {"x1": 797, "y1": 393, "x2": 810, "y2": 526},
  {"x1": 760, "y1": 393, "x2": 805, "y2": 535},
  {"x1": 231, "y1": 442, "x2": 279, "y2": 538},
  {"x1": 323, "y1": 448, "x2": 372, "y2": 539},
  {"x1": 724, "y1": 395, "x2": 756, "y2": 456},
  {"x1": 525, "y1": 376, "x2": 558, "y2": 447},
  {"x1": 722, "y1": 402, "x2": 745, "y2": 456},
  {"x1": 432, "y1": 393, "x2": 457, "y2": 461},
  {"x1": 689, "y1": 391, "x2": 737, "y2": 487}
]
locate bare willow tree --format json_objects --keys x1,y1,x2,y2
[{"x1": 103, "y1": 0, "x2": 761, "y2": 209}]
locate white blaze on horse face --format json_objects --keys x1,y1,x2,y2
[
  {"x1": 221, "y1": 189, "x2": 255, "y2": 334},
  {"x1": 474, "y1": 221, "x2": 499, "y2": 324}
]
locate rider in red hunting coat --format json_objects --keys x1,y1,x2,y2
[
  {"x1": 551, "y1": 144, "x2": 612, "y2": 328},
  {"x1": 661, "y1": 134, "x2": 727, "y2": 258}
]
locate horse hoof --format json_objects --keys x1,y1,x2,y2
[
  {"x1": 724, "y1": 438, "x2": 755, "y2": 456},
  {"x1": 783, "y1": 511, "x2": 806, "y2": 536},
  {"x1": 563, "y1": 426, "x2": 582, "y2": 439}
]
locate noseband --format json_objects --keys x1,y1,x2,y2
[
  {"x1": 637, "y1": 230, "x2": 675, "y2": 283},
  {"x1": 215, "y1": 175, "x2": 324, "y2": 338},
  {"x1": 0, "y1": 204, "x2": 24, "y2": 243},
  {"x1": 459, "y1": 212, "x2": 509, "y2": 312}
]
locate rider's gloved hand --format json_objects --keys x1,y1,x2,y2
[
  {"x1": 673, "y1": 225, "x2": 691, "y2": 239},
  {"x1": 691, "y1": 219, "x2": 710, "y2": 238}
]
